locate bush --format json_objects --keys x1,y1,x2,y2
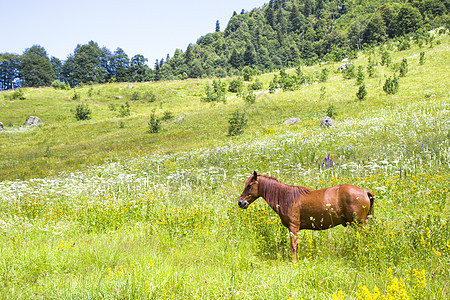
[
  {"x1": 356, "y1": 84, "x2": 367, "y2": 101},
  {"x1": 398, "y1": 38, "x2": 411, "y2": 51},
  {"x1": 383, "y1": 75, "x2": 400, "y2": 95},
  {"x1": 248, "y1": 78, "x2": 263, "y2": 91},
  {"x1": 318, "y1": 68, "x2": 329, "y2": 82},
  {"x1": 356, "y1": 66, "x2": 365, "y2": 85},
  {"x1": 419, "y1": 52, "x2": 425, "y2": 65},
  {"x1": 161, "y1": 110, "x2": 174, "y2": 121},
  {"x1": 74, "y1": 103, "x2": 92, "y2": 121},
  {"x1": 268, "y1": 74, "x2": 279, "y2": 93},
  {"x1": 399, "y1": 58, "x2": 408, "y2": 77},
  {"x1": 228, "y1": 111, "x2": 247, "y2": 136},
  {"x1": 381, "y1": 50, "x2": 392, "y2": 66},
  {"x1": 72, "y1": 91, "x2": 80, "y2": 100},
  {"x1": 243, "y1": 90, "x2": 256, "y2": 105},
  {"x1": 51, "y1": 80, "x2": 70, "y2": 90},
  {"x1": 228, "y1": 78, "x2": 244, "y2": 94},
  {"x1": 118, "y1": 102, "x2": 131, "y2": 117},
  {"x1": 325, "y1": 104, "x2": 338, "y2": 118},
  {"x1": 242, "y1": 66, "x2": 254, "y2": 81},
  {"x1": 130, "y1": 91, "x2": 140, "y2": 101},
  {"x1": 367, "y1": 56, "x2": 376, "y2": 78},
  {"x1": 8, "y1": 89, "x2": 25, "y2": 100},
  {"x1": 201, "y1": 79, "x2": 227, "y2": 103},
  {"x1": 148, "y1": 111, "x2": 161, "y2": 133},
  {"x1": 342, "y1": 64, "x2": 356, "y2": 79}
]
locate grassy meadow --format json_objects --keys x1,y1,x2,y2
[{"x1": 0, "y1": 34, "x2": 449, "y2": 299}]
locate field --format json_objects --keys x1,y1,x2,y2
[{"x1": 0, "y1": 34, "x2": 449, "y2": 299}]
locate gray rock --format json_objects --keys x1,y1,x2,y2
[
  {"x1": 341, "y1": 57, "x2": 349, "y2": 62},
  {"x1": 24, "y1": 116, "x2": 42, "y2": 126},
  {"x1": 320, "y1": 116, "x2": 335, "y2": 127},
  {"x1": 0, "y1": 122, "x2": 3, "y2": 130},
  {"x1": 283, "y1": 118, "x2": 301, "y2": 125},
  {"x1": 114, "y1": 95, "x2": 123, "y2": 100},
  {"x1": 175, "y1": 117, "x2": 185, "y2": 122}
]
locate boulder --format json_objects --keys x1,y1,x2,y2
[
  {"x1": 341, "y1": 57, "x2": 349, "y2": 62},
  {"x1": 0, "y1": 122, "x2": 3, "y2": 131},
  {"x1": 320, "y1": 116, "x2": 335, "y2": 127},
  {"x1": 24, "y1": 116, "x2": 42, "y2": 126},
  {"x1": 283, "y1": 118, "x2": 301, "y2": 125},
  {"x1": 114, "y1": 95, "x2": 123, "y2": 100},
  {"x1": 175, "y1": 117, "x2": 185, "y2": 122}
]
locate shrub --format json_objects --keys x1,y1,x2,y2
[
  {"x1": 398, "y1": 38, "x2": 411, "y2": 51},
  {"x1": 419, "y1": 52, "x2": 425, "y2": 65},
  {"x1": 318, "y1": 68, "x2": 329, "y2": 82},
  {"x1": 130, "y1": 91, "x2": 140, "y2": 101},
  {"x1": 356, "y1": 83, "x2": 367, "y2": 101},
  {"x1": 51, "y1": 80, "x2": 70, "y2": 90},
  {"x1": 148, "y1": 111, "x2": 161, "y2": 133},
  {"x1": 201, "y1": 79, "x2": 227, "y2": 103},
  {"x1": 399, "y1": 58, "x2": 408, "y2": 77},
  {"x1": 248, "y1": 78, "x2": 263, "y2": 91},
  {"x1": 356, "y1": 66, "x2": 365, "y2": 85},
  {"x1": 381, "y1": 50, "x2": 391, "y2": 66},
  {"x1": 243, "y1": 90, "x2": 256, "y2": 105},
  {"x1": 242, "y1": 66, "x2": 253, "y2": 81},
  {"x1": 367, "y1": 56, "x2": 376, "y2": 78},
  {"x1": 342, "y1": 64, "x2": 356, "y2": 79},
  {"x1": 161, "y1": 110, "x2": 174, "y2": 121},
  {"x1": 227, "y1": 111, "x2": 247, "y2": 136},
  {"x1": 228, "y1": 78, "x2": 244, "y2": 94},
  {"x1": 325, "y1": 104, "x2": 338, "y2": 118},
  {"x1": 9, "y1": 89, "x2": 25, "y2": 100},
  {"x1": 383, "y1": 75, "x2": 400, "y2": 95},
  {"x1": 74, "y1": 103, "x2": 92, "y2": 121},
  {"x1": 72, "y1": 91, "x2": 80, "y2": 100},
  {"x1": 118, "y1": 102, "x2": 131, "y2": 117},
  {"x1": 268, "y1": 75, "x2": 279, "y2": 93}
]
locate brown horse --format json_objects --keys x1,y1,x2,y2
[{"x1": 238, "y1": 171, "x2": 374, "y2": 263}]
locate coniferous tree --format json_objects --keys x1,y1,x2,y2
[{"x1": 216, "y1": 20, "x2": 220, "y2": 32}]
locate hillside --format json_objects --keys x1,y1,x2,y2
[
  {"x1": 0, "y1": 33, "x2": 448, "y2": 298},
  {"x1": 1, "y1": 0, "x2": 448, "y2": 89}
]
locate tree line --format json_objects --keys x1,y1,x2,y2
[{"x1": 0, "y1": 0, "x2": 447, "y2": 90}]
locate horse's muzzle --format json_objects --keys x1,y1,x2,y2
[{"x1": 238, "y1": 199, "x2": 249, "y2": 209}]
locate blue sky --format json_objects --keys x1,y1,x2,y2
[{"x1": 2, "y1": 0, "x2": 264, "y2": 64}]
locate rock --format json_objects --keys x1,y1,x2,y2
[
  {"x1": 341, "y1": 57, "x2": 349, "y2": 62},
  {"x1": 24, "y1": 116, "x2": 42, "y2": 126},
  {"x1": 0, "y1": 122, "x2": 3, "y2": 131},
  {"x1": 283, "y1": 118, "x2": 301, "y2": 125},
  {"x1": 114, "y1": 95, "x2": 123, "y2": 100},
  {"x1": 338, "y1": 62, "x2": 353, "y2": 72},
  {"x1": 175, "y1": 117, "x2": 185, "y2": 122},
  {"x1": 320, "y1": 116, "x2": 335, "y2": 127}
]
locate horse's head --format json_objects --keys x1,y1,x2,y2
[{"x1": 238, "y1": 171, "x2": 260, "y2": 209}]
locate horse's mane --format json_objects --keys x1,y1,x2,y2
[{"x1": 258, "y1": 174, "x2": 311, "y2": 215}]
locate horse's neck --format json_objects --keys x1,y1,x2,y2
[{"x1": 259, "y1": 178, "x2": 285, "y2": 213}]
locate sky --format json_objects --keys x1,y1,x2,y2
[{"x1": 1, "y1": 0, "x2": 265, "y2": 65}]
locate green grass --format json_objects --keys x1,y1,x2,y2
[{"x1": 0, "y1": 34, "x2": 449, "y2": 299}]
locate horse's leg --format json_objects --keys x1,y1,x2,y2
[{"x1": 289, "y1": 226, "x2": 299, "y2": 263}]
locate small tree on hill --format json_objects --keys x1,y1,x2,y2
[
  {"x1": 228, "y1": 111, "x2": 247, "y2": 136},
  {"x1": 148, "y1": 110, "x2": 161, "y2": 133},
  {"x1": 74, "y1": 103, "x2": 92, "y2": 120},
  {"x1": 356, "y1": 83, "x2": 367, "y2": 101},
  {"x1": 201, "y1": 79, "x2": 227, "y2": 103},
  {"x1": 399, "y1": 58, "x2": 408, "y2": 77},
  {"x1": 383, "y1": 75, "x2": 399, "y2": 95}
]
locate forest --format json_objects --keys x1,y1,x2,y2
[{"x1": 0, "y1": 0, "x2": 448, "y2": 90}]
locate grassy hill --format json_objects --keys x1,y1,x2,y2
[{"x1": 0, "y1": 34, "x2": 448, "y2": 298}]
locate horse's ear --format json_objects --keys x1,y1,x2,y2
[{"x1": 253, "y1": 171, "x2": 258, "y2": 181}]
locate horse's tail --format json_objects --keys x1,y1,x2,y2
[{"x1": 367, "y1": 190, "x2": 375, "y2": 217}]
